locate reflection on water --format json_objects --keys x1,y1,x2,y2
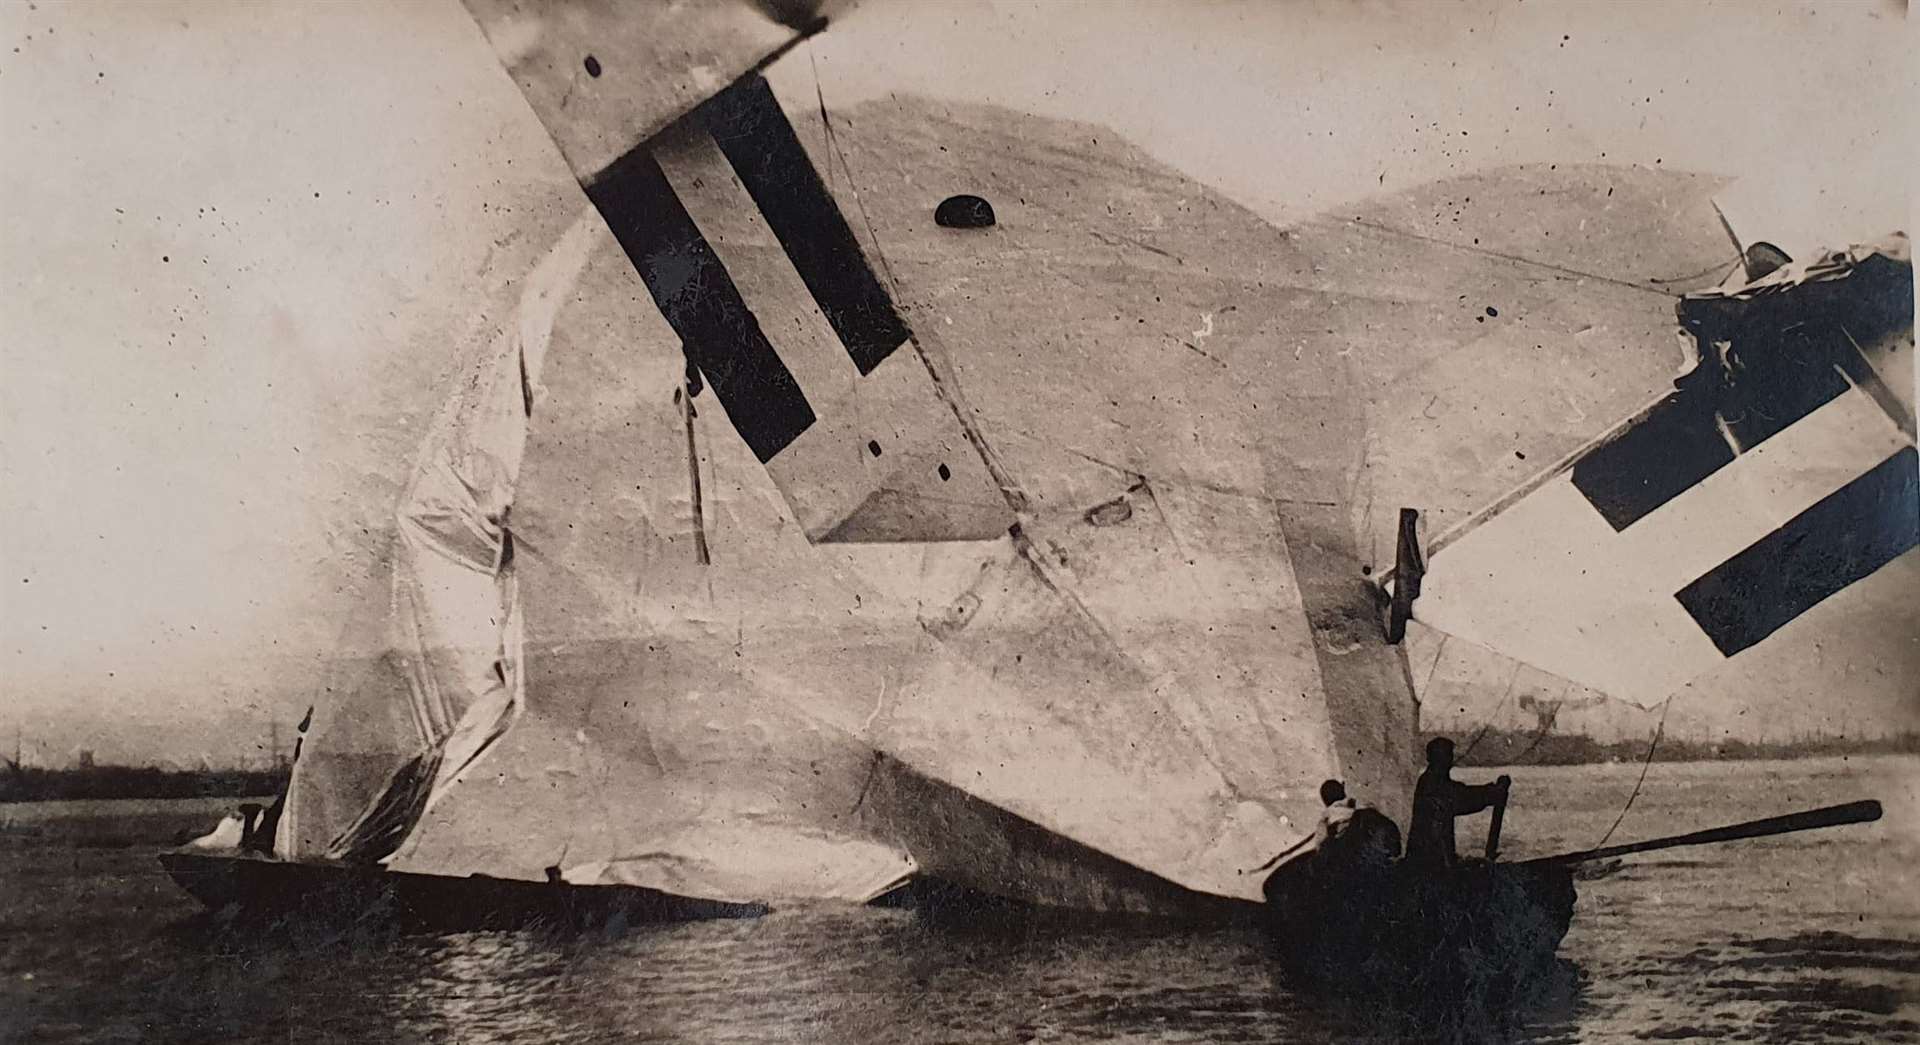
[
  {"x1": 5, "y1": 757, "x2": 1918, "y2": 1044},
  {"x1": 1618, "y1": 933, "x2": 1920, "y2": 1043},
  {"x1": 149, "y1": 911, "x2": 1584, "y2": 1044}
]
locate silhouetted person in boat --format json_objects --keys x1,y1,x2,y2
[
  {"x1": 1258, "y1": 778, "x2": 1402, "y2": 913},
  {"x1": 1406, "y1": 737, "x2": 1509, "y2": 870},
  {"x1": 246, "y1": 797, "x2": 280, "y2": 854},
  {"x1": 1258, "y1": 780, "x2": 1403, "y2": 950},
  {"x1": 242, "y1": 705, "x2": 312, "y2": 856},
  {"x1": 236, "y1": 802, "x2": 267, "y2": 854},
  {"x1": 1258, "y1": 779, "x2": 1401, "y2": 873},
  {"x1": 1311, "y1": 778, "x2": 1356, "y2": 845},
  {"x1": 1314, "y1": 780, "x2": 1402, "y2": 874}
]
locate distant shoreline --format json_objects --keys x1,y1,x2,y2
[
  {"x1": 1431, "y1": 729, "x2": 1920, "y2": 768},
  {"x1": 6, "y1": 732, "x2": 1917, "y2": 802},
  {"x1": 1, "y1": 765, "x2": 288, "y2": 804}
]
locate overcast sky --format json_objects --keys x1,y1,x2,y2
[{"x1": 3, "y1": 0, "x2": 1911, "y2": 761}]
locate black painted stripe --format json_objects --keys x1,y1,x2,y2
[
  {"x1": 1572, "y1": 270, "x2": 1890, "y2": 532},
  {"x1": 702, "y1": 75, "x2": 910, "y2": 376},
  {"x1": 1573, "y1": 362, "x2": 1852, "y2": 532},
  {"x1": 1571, "y1": 390, "x2": 1737, "y2": 532},
  {"x1": 585, "y1": 146, "x2": 814, "y2": 464},
  {"x1": 1675, "y1": 446, "x2": 1918, "y2": 656}
]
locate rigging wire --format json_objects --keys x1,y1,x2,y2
[
  {"x1": 1348, "y1": 216, "x2": 1680, "y2": 297},
  {"x1": 1458, "y1": 660, "x2": 1523, "y2": 762},
  {"x1": 1590, "y1": 693, "x2": 1676, "y2": 851},
  {"x1": 1419, "y1": 633, "x2": 1450, "y2": 696},
  {"x1": 1648, "y1": 258, "x2": 1743, "y2": 287},
  {"x1": 808, "y1": 46, "x2": 897, "y2": 290},
  {"x1": 809, "y1": 46, "x2": 834, "y2": 191},
  {"x1": 1506, "y1": 681, "x2": 1577, "y2": 765},
  {"x1": 806, "y1": 42, "x2": 1027, "y2": 512}
]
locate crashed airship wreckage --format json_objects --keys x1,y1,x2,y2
[{"x1": 168, "y1": 0, "x2": 1900, "y2": 982}]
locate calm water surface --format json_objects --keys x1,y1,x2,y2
[{"x1": 5, "y1": 757, "x2": 1917, "y2": 1043}]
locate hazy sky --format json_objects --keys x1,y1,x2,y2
[{"x1": 3, "y1": 0, "x2": 1911, "y2": 761}]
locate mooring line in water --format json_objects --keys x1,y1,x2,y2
[{"x1": 1591, "y1": 693, "x2": 1675, "y2": 851}]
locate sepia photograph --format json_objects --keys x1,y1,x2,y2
[{"x1": 3, "y1": 1, "x2": 1915, "y2": 1041}]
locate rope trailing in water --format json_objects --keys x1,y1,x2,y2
[{"x1": 1591, "y1": 694, "x2": 1675, "y2": 850}]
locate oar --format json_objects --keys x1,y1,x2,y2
[
  {"x1": 1244, "y1": 833, "x2": 1314, "y2": 876},
  {"x1": 1520, "y1": 799, "x2": 1882, "y2": 868},
  {"x1": 1484, "y1": 786, "x2": 1509, "y2": 861}
]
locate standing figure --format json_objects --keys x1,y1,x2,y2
[{"x1": 1405, "y1": 737, "x2": 1509, "y2": 869}]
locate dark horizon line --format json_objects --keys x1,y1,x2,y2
[
  {"x1": 5, "y1": 730, "x2": 1917, "y2": 805},
  {"x1": 1427, "y1": 728, "x2": 1920, "y2": 769}
]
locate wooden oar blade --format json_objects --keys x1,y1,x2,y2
[{"x1": 1524, "y1": 799, "x2": 1882, "y2": 867}]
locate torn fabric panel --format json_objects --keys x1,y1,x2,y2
[{"x1": 280, "y1": 215, "x2": 599, "y2": 863}]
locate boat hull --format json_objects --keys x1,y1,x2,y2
[
  {"x1": 1261, "y1": 858, "x2": 1577, "y2": 996},
  {"x1": 158, "y1": 849, "x2": 767, "y2": 932},
  {"x1": 872, "y1": 872, "x2": 1265, "y2": 934}
]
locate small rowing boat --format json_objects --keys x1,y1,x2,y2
[
  {"x1": 158, "y1": 848, "x2": 764, "y2": 933},
  {"x1": 1257, "y1": 799, "x2": 1881, "y2": 1002}
]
